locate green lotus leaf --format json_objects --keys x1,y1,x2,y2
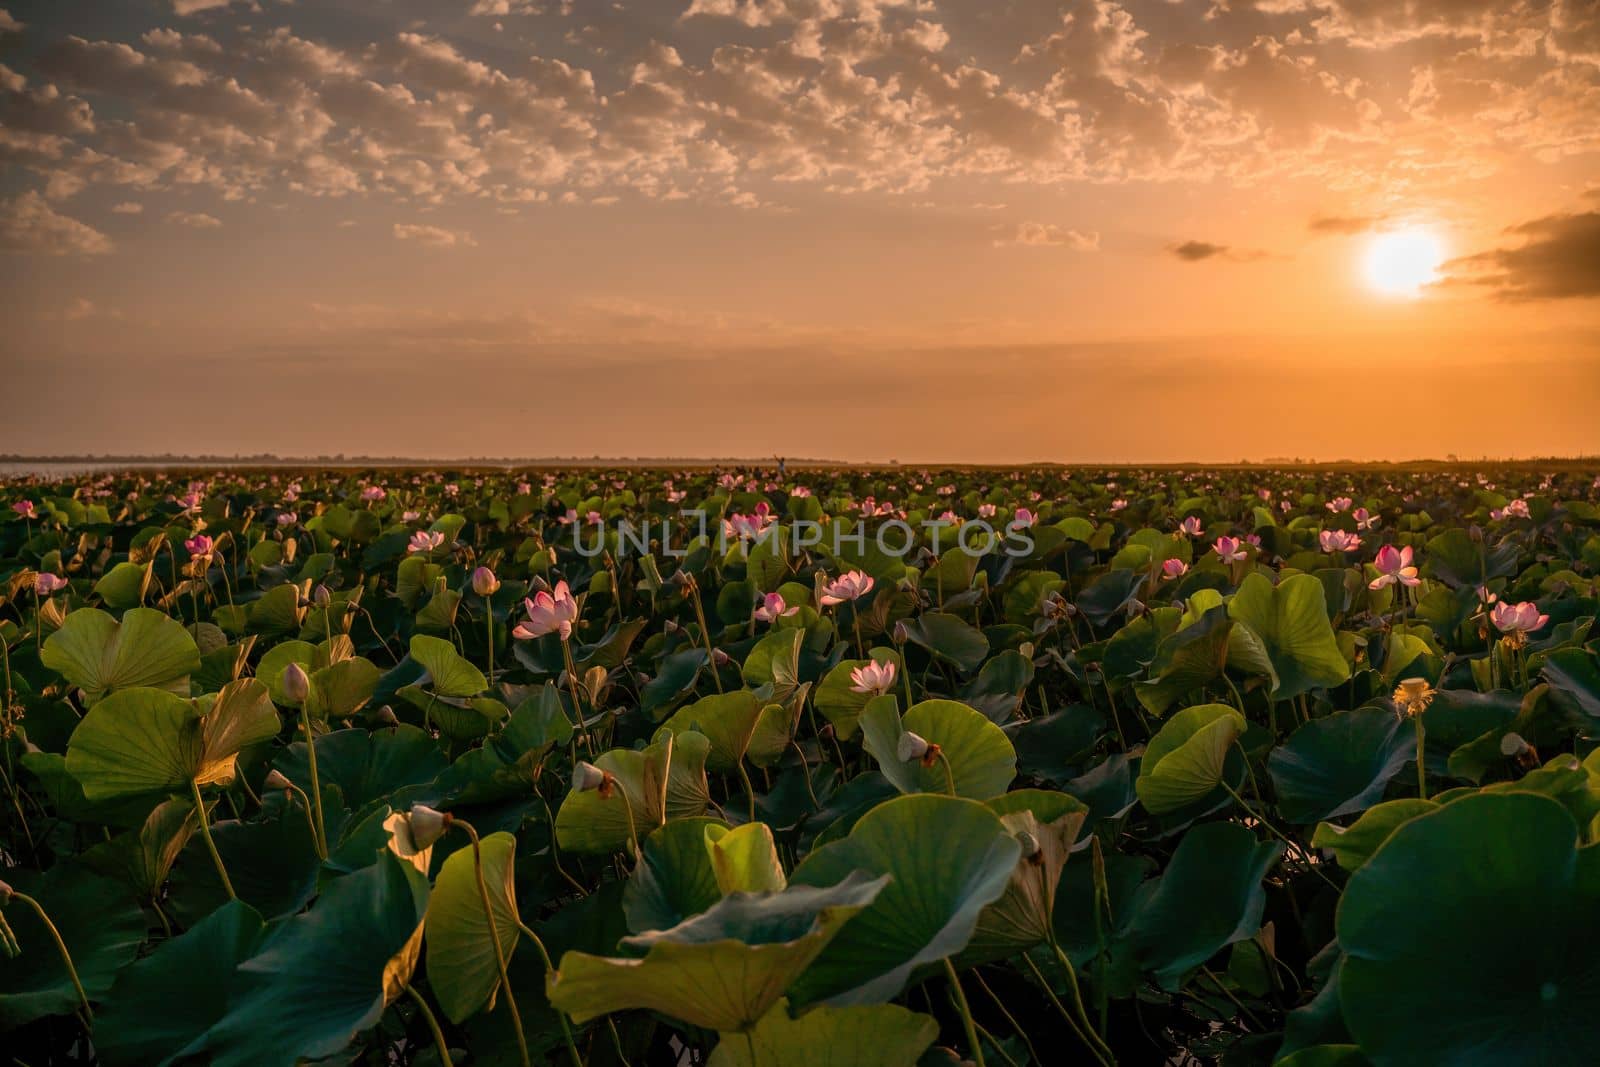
[
  {"x1": 93, "y1": 561, "x2": 152, "y2": 609},
  {"x1": 167, "y1": 799, "x2": 324, "y2": 924},
  {"x1": 859, "y1": 697, "x2": 1017, "y2": 800},
  {"x1": 547, "y1": 871, "x2": 890, "y2": 1032},
  {"x1": 1337, "y1": 793, "x2": 1600, "y2": 1065},
  {"x1": 0, "y1": 862, "x2": 147, "y2": 1030},
  {"x1": 410, "y1": 633, "x2": 487, "y2": 697},
  {"x1": 95, "y1": 900, "x2": 268, "y2": 1066},
  {"x1": 1311, "y1": 799, "x2": 1438, "y2": 872},
  {"x1": 896, "y1": 612, "x2": 989, "y2": 673},
  {"x1": 1267, "y1": 708, "x2": 1417, "y2": 823},
  {"x1": 1125, "y1": 821, "x2": 1282, "y2": 989},
  {"x1": 80, "y1": 794, "x2": 198, "y2": 901},
  {"x1": 200, "y1": 851, "x2": 430, "y2": 1067},
  {"x1": 788, "y1": 794, "x2": 1021, "y2": 1006},
  {"x1": 41, "y1": 606, "x2": 200, "y2": 705},
  {"x1": 1133, "y1": 604, "x2": 1233, "y2": 716},
  {"x1": 272, "y1": 724, "x2": 448, "y2": 811},
  {"x1": 556, "y1": 731, "x2": 710, "y2": 854},
  {"x1": 706, "y1": 997, "x2": 938, "y2": 1067},
  {"x1": 256, "y1": 639, "x2": 320, "y2": 704},
  {"x1": 624, "y1": 816, "x2": 729, "y2": 934},
  {"x1": 65, "y1": 687, "x2": 205, "y2": 799},
  {"x1": 660, "y1": 689, "x2": 763, "y2": 772},
  {"x1": 308, "y1": 656, "x2": 381, "y2": 719},
  {"x1": 1135, "y1": 703, "x2": 1247, "y2": 815},
  {"x1": 425, "y1": 830, "x2": 521, "y2": 1023},
  {"x1": 706, "y1": 821, "x2": 787, "y2": 895},
  {"x1": 1227, "y1": 573, "x2": 1351, "y2": 701}
]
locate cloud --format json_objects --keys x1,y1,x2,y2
[
  {"x1": 393, "y1": 222, "x2": 477, "y2": 247},
  {"x1": 172, "y1": 0, "x2": 234, "y2": 15},
  {"x1": 167, "y1": 210, "x2": 221, "y2": 227},
  {"x1": 1169, "y1": 240, "x2": 1227, "y2": 261},
  {"x1": 111, "y1": 201, "x2": 144, "y2": 213},
  {"x1": 1309, "y1": 213, "x2": 1386, "y2": 235},
  {"x1": 1443, "y1": 211, "x2": 1600, "y2": 301},
  {"x1": 0, "y1": 10, "x2": 21, "y2": 35},
  {"x1": 0, "y1": 191, "x2": 113, "y2": 254},
  {"x1": 996, "y1": 221, "x2": 1100, "y2": 250}
]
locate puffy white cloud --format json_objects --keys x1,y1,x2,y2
[
  {"x1": 0, "y1": 191, "x2": 113, "y2": 254},
  {"x1": 393, "y1": 221, "x2": 477, "y2": 246},
  {"x1": 996, "y1": 221, "x2": 1101, "y2": 250}
]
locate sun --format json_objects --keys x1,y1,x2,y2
[{"x1": 1362, "y1": 227, "x2": 1446, "y2": 298}]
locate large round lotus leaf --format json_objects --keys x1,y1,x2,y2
[
  {"x1": 547, "y1": 871, "x2": 889, "y2": 1032},
  {"x1": 0, "y1": 862, "x2": 147, "y2": 1030},
  {"x1": 41, "y1": 606, "x2": 200, "y2": 705},
  {"x1": 556, "y1": 731, "x2": 710, "y2": 854},
  {"x1": 1133, "y1": 604, "x2": 1233, "y2": 716},
  {"x1": 272, "y1": 725, "x2": 448, "y2": 811},
  {"x1": 1267, "y1": 708, "x2": 1416, "y2": 823},
  {"x1": 815, "y1": 650, "x2": 901, "y2": 740},
  {"x1": 409, "y1": 633, "x2": 487, "y2": 697},
  {"x1": 424, "y1": 830, "x2": 521, "y2": 1023},
  {"x1": 1226, "y1": 573, "x2": 1351, "y2": 701},
  {"x1": 897, "y1": 612, "x2": 989, "y2": 673},
  {"x1": 706, "y1": 997, "x2": 938, "y2": 1067},
  {"x1": 660, "y1": 690, "x2": 763, "y2": 772},
  {"x1": 706, "y1": 821, "x2": 787, "y2": 895},
  {"x1": 307, "y1": 657, "x2": 381, "y2": 719},
  {"x1": 92, "y1": 561, "x2": 153, "y2": 610},
  {"x1": 167, "y1": 801, "x2": 325, "y2": 924},
  {"x1": 1135, "y1": 703, "x2": 1246, "y2": 815},
  {"x1": 95, "y1": 900, "x2": 268, "y2": 1066},
  {"x1": 624, "y1": 816, "x2": 729, "y2": 934},
  {"x1": 1125, "y1": 820, "x2": 1282, "y2": 989},
  {"x1": 1311, "y1": 799, "x2": 1437, "y2": 871},
  {"x1": 66, "y1": 687, "x2": 205, "y2": 799},
  {"x1": 787, "y1": 794, "x2": 1021, "y2": 1006},
  {"x1": 200, "y1": 852, "x2": 430, "y2": 1067},
  {"x1": 1337, "y1": 793, "x2": 1600, "y2": 1065},
  {"x1": 962, "y1": 791, "x2": 1089, "y2": 963},
  {"x1": 859, "y1": 698, "x2": 1017, "y2": 800}
]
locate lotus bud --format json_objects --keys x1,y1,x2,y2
[
  {"x1": 263, "y1": 769, "x2": 293, "y2": 792},
  {"x1": 897, "y1": 730, "x2": 931, "y2": 763},
  {"x1": 282, "y1": 661, "x2": 311, "y2": 705},
  {"x1": 711, "y1": 647, "x2": 731, "y2": 667},
  {"x1": 1499, "y1": 732, "x2": 1530, "y2": 757},
  {"x1": 407, "y1": 804, "x2": 451, "y2": 850},
  {"x1": 471, "y1": 566, "x2": 500, "y2": 597},
  {"x1": 572, "y1": 761, "x2": 608, "y2": 795},
  {"x1": 892, "y1": 620, "x2": 909, "y2": 645},
  {"x1": 664, "y1": 618, "x2": 680, "y2": 634},
  {"x1": 375, "y1": 704, "x2": 399, "y2": 726},
  {"x1": 313, "y1": 584, "x2": 332, "y2": 607},
  {"x1": 547, "y1": 546, "x2": 558, "y2": 566}
]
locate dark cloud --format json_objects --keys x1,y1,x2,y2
[
  {"x1": 1309, "y1": 214, "x2": 1386, "y2": 235},
  {"x1": 1443, "y1": 211, "x2": 1600, "y2": 301},
  {"x1": 1170, "y1": 239, "x2": 1229, "y2": 261}
]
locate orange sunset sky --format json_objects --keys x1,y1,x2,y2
[{"x1": 1, "y1": 0, "x2": 1597, "y2": 463}]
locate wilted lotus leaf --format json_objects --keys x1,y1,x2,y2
[
  {"x1": 788, "y1": 794, "x2": 1020, "y2": 1006},
  {"x1": 706, "y1": 997, "x2": 938, "y2": 1067},
  {"x1": 859, "y1": 697, "x2": 1016, "y2": 800},
  {"x1": 42, "y1": 606, "x2": 201, "y2": 705},
  {"x1": 1135, "y1": 703, "x2": 1246, "y2": 815},
  {"x1": 424, "y1": 830, "x2": 520, "y2": 1023},
  {"x1": 962, "y1": 789, "x2": 1089, "y2": 963},
  {"x1": 546, "y1": 870, "x2": 890, "y2": 1032}
]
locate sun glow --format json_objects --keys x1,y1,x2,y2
[{"x1": 1362, "y1": 227, "x2": 1446, "y2": 298}]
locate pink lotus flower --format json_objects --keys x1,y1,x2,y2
[
  {"x1": 790, "y1": 486, "x2": 812, "y2": 498},
  {"x1": 937, "y1": 510, "x2": 959, "y2": 523},
  {"x1": 1160, "y1": 558, "x2": 1188, "y2": 580},
  {"x1": 1213, "y1": 536, "x2": 1247, "y2": 563},
  {"x1": 1491, "y1": 601, "x2": 1548, "y2": 634},
  {"x1": 820, "y1": 570, "x2": 875, "y2": 606},
  {"x1": 471, "y1": 566, "x2": 500, "y2": 596},
  {"x1": 1490, "y1": 499, "x2": 1530, "y2": 521},
  {"x1": 557, "y1": 508, "x2": 579, "y2": 525},
  {"x1": 1476, "y1": 585, "x2": 1498, "y2": 606},
  {"x1": 402, "y1": 510, "x2": 421, "y2": 522},
  {"x1": 361, "y1": 486, "x2": 387, "y2": 502},
  {"x1": 1326, "y1": 497, "x2": 1353, "y2": 513},
  {"x1": 34, "y1": 572, "x2": 67, "y2": 596},
  {"x1": 1319, "y1": 529, "x2": 1362, "y2": 553},
  {"x1": 753, "y1": 592, "x2": 798, "y2": 623},
  {"x1": 1178, "y1": 517, "x2": 1204, "y2": 537},
  {"x1": 1350, "y1": 507, "x2": 1377, "y2": 531},
  {"x1": 513, "y1": 580, "x2": 580, "y2": 640},
  {"x1": 1013, "y1": 507, "x2": 1036, "y2": 527},
  {"x1": 1257, "y1": 488, "x2": 1272, "y2": 501},
  {"x1": 185, "y1": 534, "x2": 214, "y2": 558},
  {"x1": 1110, "y1": 498, "x2": 1127, "y2": 512},
  {"x1": 516, "y1": 481, "x2": 533, "y2": 495},
  {"x1": 849, "y1": 659, "x2": 897, "y2": 696},
  {"x1": 407, "y1": 530, "x2": 446, "y2": 555},
  {"x1": 1368, "y1": 545, "x2": 1420, "y2": 589},
  {"x1": 177, "y1": 492, "x2": 202, "y2": 514},
  {"x1": 585, "y1": 510, "x2": 603, "y2": 525},
  {"x1": 12, "y1": 500, "x2": 36, "y2": 519},
  {"x1": 977, "y1": 503, "x2": 997, "y2": 519}
]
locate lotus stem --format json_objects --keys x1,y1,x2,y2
[
  {"x1": 280, "y1": 778, "x2": 327, "y2": 861},
  {"x1": 736, "y1": 757, "x2": 758, "y2": 822},
  {"x1": 299, "y1": 705, "x2": 328, "y2": 857},
  {"x1": 403, "y1": 983, "x2": 455, "y2": 1067},
  {"x1": 189, "y1": 779, "x2": 237, "y2": 901},
  {"x1": 560, "y1": 636, "x2": 595, "y2": 751},
  {"x1": 455, "y1": 820, "x2": 531, "y2": 1067},
  {"x1": 942, "y1": 958, "x2": 987, "y2": 1067},
  {"x1": 935, "y1": 749, "x2": 957, "y2": 797},
  {"x1": 685, "y1": 576, "x2": 724, "y2": 694},
  {"x1": 1415, "y1": 717, "x2": 1427, "y2": 801},
  {"x1": 514, "y1": 919, "x2": 583, "y2": 1067},
  {"x1": 485, "y1": 603, "x2": 495, "y2": 684},
  {"x1": 7, "y1": 890, "x2": 92, "y2": 1023},
  {"x1": 1021, "y1": 952, "x2": 1111, "y2": 1067}
]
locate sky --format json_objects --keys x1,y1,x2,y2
[{"x1": 0, "y1": 0, "x2": 1597, "y2": 463}]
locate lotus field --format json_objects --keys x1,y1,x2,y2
[{"x1": 5, "y1": 465, "x2": 1600, "y2": 1067}]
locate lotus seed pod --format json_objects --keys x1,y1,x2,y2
[
  {"x1": 572, "y1": 761, "x2": 607, "y2": 794},
  {"x1": 1500, "y1": 732, "x2": 1530, "y2": 757},
  {"x1": 263, "y1": 769, "x2": 293, "y2": 791},
  {"x1": 282, "y1": 661, "x2": 311, "y2": 705},
  {"x1": 897, "y1": 730, "x2": 931, "y2": 763},
  {"x1": 471, "y1": 566, "x2": 500, "y2": 596},
  {"x1": 407, "y1": 804, "x2": 451, "y2": 849},
  {"x1": 375, "y1": 704, "x2": 399, "y2": 726}
]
